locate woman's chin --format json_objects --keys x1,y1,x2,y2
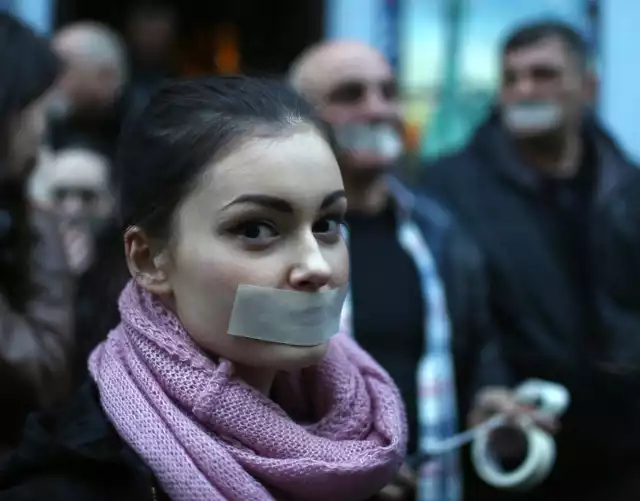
[{"x1": 237, "y1": 339, "x2": 331, "y2": 371}]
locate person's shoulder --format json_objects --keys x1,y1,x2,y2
[
  {"x1": 421, "y1": 152, "x2": 464, "y2": 185},
  {"x1": 418, "y1": 148, "x2": 486, "y2": 207},
  {"x1": 407, "y1": 191, "x2": 485, "y2": 292},
  {"x1": 600, "y1": 168, "x2": 640, "y2": 233},
  {"x1": 0, "y1": 381, "x2": 137, "y2": 498},
  {"x1": 423, "y1": 144, "x2": 481, "y2": 177},
  {"x1": 411, "y1": 191, "x2": 455, "y2": 233},
  {"x1": 388, "y1": 176, "x2": 455, "y2": 233},
  {"x1": 2, "y1": 381, "x2": 109, "y2": 463},
  {"x1": 395, "y1": 175, "x2": 481, "y2": 260},
  {"x1": 406, "y1": 187, "x2": 471, "y2": 254},
  {"x1": 597, "y1": 168, "x2": 640, "y2": 271}
]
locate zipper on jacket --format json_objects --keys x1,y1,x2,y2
[{"x1": 151, "y1": 486, "x2": 158, "y2": 501}]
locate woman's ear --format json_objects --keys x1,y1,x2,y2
[{"x1": 124, "y1": 226, "x2": 172, "y2": 296}]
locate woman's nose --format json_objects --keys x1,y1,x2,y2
[{"x1": 288, "y1": 237, "x2": 332, "y2": 293}]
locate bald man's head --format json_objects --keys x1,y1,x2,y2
[
  {"x1": 51, "y1": 22, "x2": 127, "y2": 116},
  {"x1": 289, "y1": 41, "x2": 392, "y2": 104},
  {"x1": 289, "y1": 41, "x2": 403, "y2": 175},
  {"x1": 54, "y1": 22, "x2": 127, "y2": 80}
]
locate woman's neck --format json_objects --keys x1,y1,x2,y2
[{"x1": 233, "y1": 364, "x2": 276, "y2": 396}]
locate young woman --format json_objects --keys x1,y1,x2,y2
[{"x1": 0, "y1": 76, "x2": 406, "y2": 500}]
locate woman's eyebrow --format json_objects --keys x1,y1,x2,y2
[
  {"x1": 320, "y1": 190, "x2": 346, "y2": 209},
  {"x1": 222, "y1": 194, "x2": 293, "y2": 213},
  {"x1": 222, "y1": 189, "x2": 346, "y2": 212}
]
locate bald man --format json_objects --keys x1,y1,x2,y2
[
  {"x1": 48, "y1": 22, "x2": 128, "y2": 159},
  {"x1": 290, "y1": 42, "x2": 522, "y2": 501},
  {"x1": 290, "y1": 42, "x2": 403, "y2": 213}
]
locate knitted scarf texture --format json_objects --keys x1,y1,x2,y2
[{"x1": 89, "y1": 281, "x2": 407, "y2": 500}]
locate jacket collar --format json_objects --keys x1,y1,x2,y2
[
  {"x1": 469, "y1": 112, "x2": 635, "y2": 203},
  {"x1": 386, "y1": 174, "x2": 416, "y2": 221}
]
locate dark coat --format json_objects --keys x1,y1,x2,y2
[
  {"x1": 0, "y1": 382, "x2": 168, "y2": 501},
  {"x1": 421, "y1": 114, "x2": 640, "y2": 500}
]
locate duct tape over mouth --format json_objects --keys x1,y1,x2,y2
[
  {"x1": 333, "y1": 123, "x2": 404, "y2": 161},
  {"x1": 416, "y1": 379, "x2": 570, "y2": 492},
  {"x1": 227, "y1": 284, "x2": 349, "y2": 346},
  {"x1": 503, "y1": 101, "x2": 563, "y2": 132}
]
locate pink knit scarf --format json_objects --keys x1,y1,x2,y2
[{"x1": 88, "y1": 281, "x2": 406, "y2": 501}]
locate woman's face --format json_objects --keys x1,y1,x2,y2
[{"x1": 163, "y1": 127, "x2": 349, "y2": 370}]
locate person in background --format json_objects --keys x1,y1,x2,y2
[
  {"x1": 40, "y1": 148, "x2": 113, "y2": 276},
  {"x1": 422, "y1": 20, "x2": 640, "y2": 501},
  {"x1": 124, "y1": 1, "x2": 179, "y2": 117},
  {"x1": 48, "y1": 23, "x2": 132, "y2": 381},
  {"x1": 63, "y1": 4, "x2": 179, "y2": 365},
  {"x1": 289, "y1": 41, "x2": 537, "y2": 501},
  {"x1": 0, "y1": 13, "x2": 74, "y2": 453},
  {"x1": 0, "y1": 75, "x2": 406, "y2": 501},
  {"x1": 49, "y1": 21, "x2": 128, "y2": 160}
]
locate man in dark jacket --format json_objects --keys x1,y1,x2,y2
[
  {"x1": 422, "y1": 20, "x2": 640, "y2": 500},
  {"x1": 289, "y1": 41, "x2": 520, "y2": 500}
]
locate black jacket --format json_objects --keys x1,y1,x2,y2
[
  {"x1": 595, "y1": 171, "x2": 640, "y2": 371},
  {"x1": 0, "y1": 382, "x2": 169, "y2": 501},
  {"x1": 421, "y1": 115, "x2": 640, "y2": 499},
  {"x1": 402, "y1": 187, "x2": 510, "y2": 416}
]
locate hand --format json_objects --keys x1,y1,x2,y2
[
  {"x1": 468, "y1": 386, "x2": 560, "y2": 432},
  {"x1": 373, "y1": 463, "x2": 416, "y2": 501},
  {"x1": 467, "y1": 387, "x2": 560, "y2": 461}
]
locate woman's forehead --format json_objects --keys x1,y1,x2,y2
[{"x1": 191, "y1": 130, "x2": 343, "y2": 210}]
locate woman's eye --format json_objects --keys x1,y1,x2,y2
[
  {"x1": 313, "y1": 217, "x2": 345, "y2": 236},
  {"x1": 231, "y1": 221, "x2": 278, "y2": 242}
]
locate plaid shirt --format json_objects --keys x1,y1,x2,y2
[{"x1": 340, "y1": 177, "x2": 461, "y2": 501}]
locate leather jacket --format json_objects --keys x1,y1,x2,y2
[{"x1": 0, "y1": 208, "x2": 74, "y2": 451}]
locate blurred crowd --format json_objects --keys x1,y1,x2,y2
[{"x1": 0, "y1": 2, "x2": 640, "y2": 501}]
